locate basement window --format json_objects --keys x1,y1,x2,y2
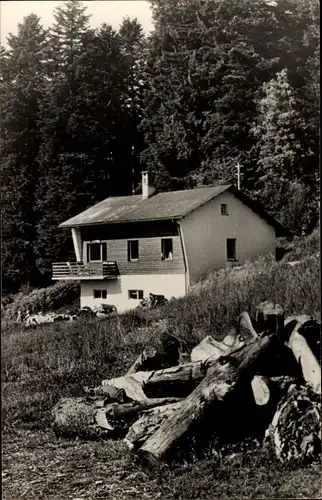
[
  {"x1": 161, "y1": 238, "x2": 173, "y2": 260},
  {"x1": 128, "y1": 240, "x2": 139, "y2": 261},
  {"x1": 93, "y1": 289, "x2": 107, "y2": 299},
  {"x1": 221, "y1": 204, "x2": 228, "y2": 215},
  {"x1": 226, "y1": 238, "x2": 236, "y2": 261},
  {"x1": 128, "y1": 290, "x2": 144, "y2": 300}
]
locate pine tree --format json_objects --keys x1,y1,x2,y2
[
  {"x1": 0, "y1": 14, "x2": 48, "y2": 292},
  {"x1": 251, "y1": 69, "x2": 318, "y2": 233},
  {"x1": 35, "y1": 1, "x2": 92, "y2": 281},
  {"x1": 141, "y1": 0, "x2": 320, "y2": 192},
  {"x1": 35, "y1": 2, "x2": 147, "y2": 280}
]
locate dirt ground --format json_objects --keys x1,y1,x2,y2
[
  {"x1": 2, "y1": 429, "x2": 164, "y2": 500},
  {"x1": 2, "y1": 428, "x2": 321, "y2": 500}
]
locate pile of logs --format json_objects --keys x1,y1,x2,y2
[
  {"x1": 53, "y1": 301, "x2": 321, "y2": 467},
  {"x1": 18, "y1": 304, "x2": 118, "y2": 327}
]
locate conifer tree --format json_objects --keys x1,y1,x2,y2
[{"x1": 0, "y1": 14, "x2": 48, "y2": 292}]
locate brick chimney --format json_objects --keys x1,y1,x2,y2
[{"x1": 142, "y1": 171, "x2": 156, "y2": 200}]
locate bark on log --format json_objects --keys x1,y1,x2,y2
[
  {"x1": 102, "y1": 362, "x2": 206, "y2": 400},
  {"x1": 104, "y1": 397, "x2": 183, "y2": 420},
  {"x1": 137, "y1": 335, "x2": 276, "y2": 466},
  {"x1": 256, "y1": 301, "x2": 284, "y2": 336},
  {"x1": 265, "y1": 386, "x2": 321, "y2": 463},
  {"x1": 285, "y1": 316, "x2": 321, "y2": 394},
  {"x1": 124, "y1": 402, "x2": 183, "y2": 450}
]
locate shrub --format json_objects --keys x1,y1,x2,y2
[{"x1": 2, "y1": 281, "x2": 80, "y2": 320}]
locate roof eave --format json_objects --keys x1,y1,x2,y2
[{"x1": 59, "y1": 215, "x2": 184, "y2": 229}]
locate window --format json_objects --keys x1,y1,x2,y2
[
  {"x1": 128, "y1": 240, "x2": 139, "y2": 261},
  {"x1": 221, "y1": 204, "x2": 228, "y2": 215},
  {"x1": 87, "y1": 242, "x2": 107, "y2": 262},
  {"x1": 226, "y1": 238, "x2": 236, "y2": 260},
  {"x1": 128, "y1": 290, "x2": 144, "y2": 300},
  {"x1": 161, "y1": 238, "x2": 173, "y2": 260},
  {"x1": 93, "y1": 289, "x2": 107, "y2": 299}
]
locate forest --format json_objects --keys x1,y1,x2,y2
[{"x1": 1, "y1": 0, "x2": 319, "y2": 294}]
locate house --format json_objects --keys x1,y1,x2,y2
[{"x1": 53, "y1": 172, "x2": 288, "y2": 312}]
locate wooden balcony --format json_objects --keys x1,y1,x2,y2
[{"x1": 52, "y1": 261, "x2": 119, "y2": 280}]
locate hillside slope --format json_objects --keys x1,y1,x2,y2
[{"x1": 2, "y1": 230, "x2": 320, "y2": 499}]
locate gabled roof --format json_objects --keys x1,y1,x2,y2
[{"x1": 59, "y1": 184, "x2": 289, "y2": 236}]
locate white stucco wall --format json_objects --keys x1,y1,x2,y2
[
  {"x1": 180, "y1": 191, "x2": 276, "y2": 285},
  {"x1": 81, "y1": 273, "x2": 186, "y2": 312}
]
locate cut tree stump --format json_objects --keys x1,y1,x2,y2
[
  {"x1": 256, "y1": 301, "x2": 284, "y2": 336},
  {"x1": 265, "y1": 386, "x2": 321, "y2": 462},
  {"x1": 137, "y1": 335, "x2": 276, "y2": 467}
]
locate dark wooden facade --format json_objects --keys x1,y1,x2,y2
[{"x1": 81, "y1": 220, "x2": 186, "y2": 275}]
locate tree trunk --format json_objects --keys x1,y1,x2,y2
[
  {"x1": 137, "y1": 335, "x2": 276, "y2": 467},
  {"x1": 265, "y1": 386, "x2": 321, "y2": 462}
]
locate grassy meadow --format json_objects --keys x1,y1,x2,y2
[{"x1": 2, "y1": 230, "x2": 321, "y2": 499}]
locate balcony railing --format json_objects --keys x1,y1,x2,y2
[{"x1": 52, "y1": 261, "x2": 119, "y2": 280}]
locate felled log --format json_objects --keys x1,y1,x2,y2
[
  {"x1": 190, "y1": 335, "x2": 229, "y2": 363},
  {"x1": 126, "y1": 347, "x2": 159, "y2": 374},
  {"x1": 251, "y1": 376, "x2": 270, "y2": 406},
  {"x1": 250, "y1": 375, "x2": 301, "y2": 406},
  {"x1": 124, "y1": 402, "x2": 183, "y2": 450},
  {"x1": 52, "y1": 397, "x2": 115, "y2": 438},
  {"x1": 53, "y1": 396, "x2": 182, "y2": 438},
  {"x1": 284, "y1": 316, "x2": 321, "y2": 394},
  {"x1": 137, "y1": 335, "x2": 276, "y2": 467},
  {"x1": 256, "y1": 301, "x2": 284, "y2": 336},
  {"x1": 104, "y1": 397, "x2": 183, "y2": 420},
  {"x1": 102, "y1": 362, "x2": 206, "y2": 400},
  {"x1": 125, "y1": 375, "x2": 298, "y2": 450},
  {"x1": 265, "y1": 386, "x2": 321, "y2": 463},
  {"x1": 237, "y1": 312, "x2": 259, "y2": 342},
  {"x1": 84, "y1": 384, "x2": 128, "y2": 402}
]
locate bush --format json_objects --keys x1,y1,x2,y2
[{"x1": 2, "y1": 281, "x2": 80, "y2": 320}]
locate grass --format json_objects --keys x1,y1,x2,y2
[{"x1": 2, "y1": 231, "x2": 321, "y2": 499}]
